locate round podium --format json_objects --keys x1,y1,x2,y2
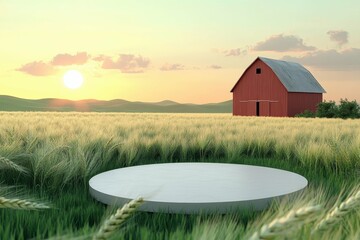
[{"x1": 89, "y1": 163, "x2": 307, "y2": 213}]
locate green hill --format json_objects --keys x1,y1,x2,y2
[{"x1": 0, "y1": 95, "x2": 232, "y2": 113}]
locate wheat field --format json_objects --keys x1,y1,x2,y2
[{"x1": 0, "y1": 112, "x2": 359, "y2": 239}]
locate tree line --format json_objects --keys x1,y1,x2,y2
[{"x1": 296, "y1": 99, "x2": 360, "y2": 119}]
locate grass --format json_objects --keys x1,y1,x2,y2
[
  {"x1": 249, "y1": 205, "x2": 322, "y2": 240},
  {"x1": 0, "y1": 156, "x2": 29, "y2": 174},
  {"x1": 314, "y1": 187, "x2": 360, "y2": 233},
  {"x1": 0, "y1": 112, "x2": 359, "y2": 239},
  {"x1": 93, "y1": 197, "x2": 144, "y2": 240},
  {"x1": 0, "y1": 196, "x2": 49, "y2": 210}
]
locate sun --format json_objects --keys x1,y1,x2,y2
[{"x1": 63, "y1": 70, "x2": 84, "y2": 89}]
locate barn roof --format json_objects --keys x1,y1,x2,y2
[{"x1": 231, "y1": 57, "x2": 326, "y2": 93}]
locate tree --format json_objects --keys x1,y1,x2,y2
[
  {"x1": 337, "y1": 99, "x2": 360, "y2": 119},
  {"x1": 316, "y1": 101, "x2": 338, "y2": 118}
]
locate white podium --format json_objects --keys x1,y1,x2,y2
[{"x1": 89, "y1": 163, "x2": 307, "y2": 213}]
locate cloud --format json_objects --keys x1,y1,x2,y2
[
  {"x1": 282, "y1": 48, "x2": 360, "y2": 71},
  {"x1": 209, "y1": 65, "x2": 222, "y2": 69},
  {"x1": 253, "y1": 34, "x2": 316, "y2": 52},
  {"x1": 51, "y1": 52, "x2": 90, "y2": 66},
  {"x1": 327, "y1": 30, "x2": 348, "y2": 47},
  {"x1": 16, "y1": 61, "x2": 57, "y2": 76},
  {"x1": 223, "y1": 48, "x2": 247, "y2": 56},
  {"x1": 100, "y1": 54, "x2": 150, "y2": 73},
  {"x1": 17, "y1": 52, "x2": 150, "y2": 76},
  {"x1": 160, "y1": 63, "x2": 185, "y2": 71},
  {"x1": 93, "y1": 55, "x2": 108, "y2": 62}
]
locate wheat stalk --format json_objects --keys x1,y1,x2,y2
[
  {"x1": 0, "y1": 156, "x2": 28, "y2": 174},
  {"x1": 93, "y1": 197, "x2": 144, "y2": 240},
  {"x1": 314, "y1": 189, "x2": 360, "y2": 232},
  {"x1": 249, "y1": 205, "x2": 321, "y2": 240},
  {"x1": 0, "y1": 196, "x2": 50, "y2": 210}
]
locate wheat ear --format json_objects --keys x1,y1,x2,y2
[
  {"x1": 0, "y1": 156, "x2": 28, "y2": 174},
  {"x1": 314, "y1": 189, "x2": 360, "y2": 232},
  {"x1": 249, "y1": 205, "x2": 321, "y2": 240},
  {"x1": 0, "y1": 196, "x2": 50, "y2": 210},
  {"x1": 93, "y1": 197, "x2": 144, "y2": 240}
]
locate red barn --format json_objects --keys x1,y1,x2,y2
[{"x1": 231, "y1": 57, "x2": 326, "y2": 117}]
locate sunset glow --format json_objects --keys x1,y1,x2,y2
[
  {"x1": 63, "y1": 70, "x2": 84, "y2": 89},
  {"x1": 0, "y1": 0, "x2": 359, "y2": 103}
]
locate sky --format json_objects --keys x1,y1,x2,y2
[{"x1": 1, "y1": 0, "x2": 359, "y2": 103}]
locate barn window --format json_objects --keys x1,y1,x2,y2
[{"x1": 256, "y1": 68, "x2": 261, "y2": 74}]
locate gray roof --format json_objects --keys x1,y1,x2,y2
[{"x1": 259, "y1": 57, "x2": 326, "y2": 93}]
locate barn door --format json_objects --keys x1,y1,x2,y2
[
  {"x1": 248, "y1": 101, "x2": 256, "y2": 116},
  {"x1": 239, "y1": 102, "x2": 248, "y2": 115},
  {"x1": 260, "y1": 101, "x2": 270, "y2": 116}
]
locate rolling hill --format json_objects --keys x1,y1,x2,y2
[{"x1": 0, "y1": 95, "x2": 232, "y2": 113}]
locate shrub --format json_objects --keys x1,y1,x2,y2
[
  {"x1": 316, "y1": 101, "x2": 338, "y2": 118},
  {"x1": 337, "y1": 99, "x2": 360, "y2": 119},
  {"x1": 295, "y1": 110, "x2": 315, "y2": 118},
  {"x1": 297, "y1": 99, "x2": 360, "y2": 119}
]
